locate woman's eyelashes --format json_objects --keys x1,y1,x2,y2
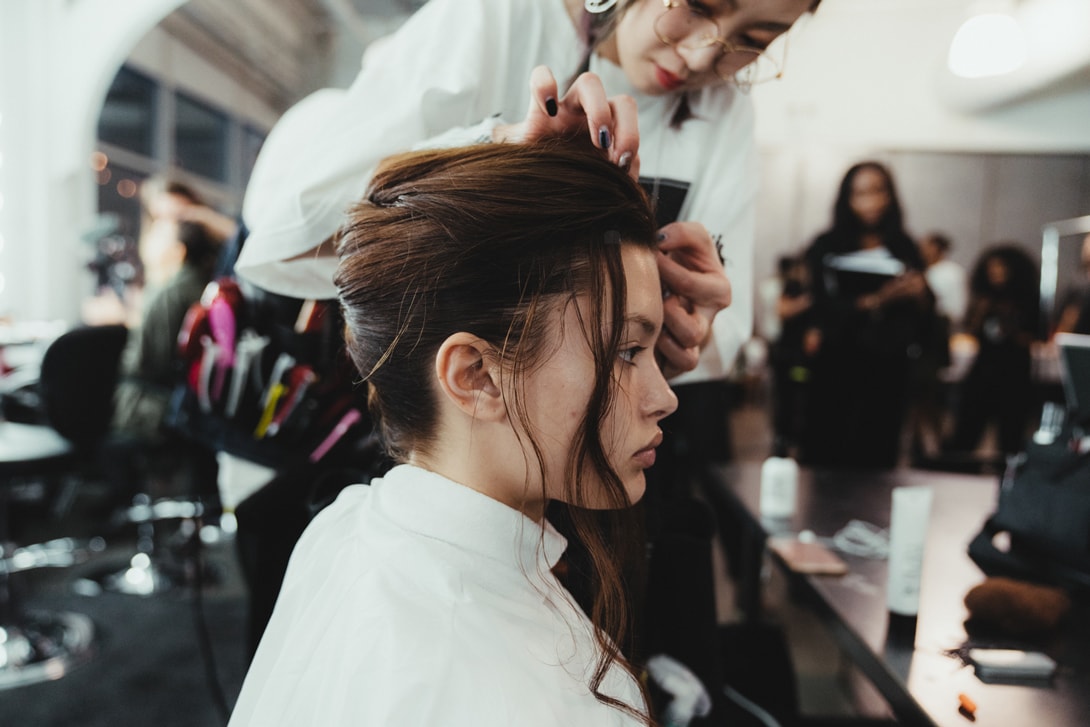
[
  {"x1": 736, "y1": 32, "x2": 770, "y2": 51},
  {"x1": 618, "y1": 344, "x2": 648, "y2": 366}
]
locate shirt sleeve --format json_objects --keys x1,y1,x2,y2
[{"x1": 236, "y1": 0, "x2": 512, "y2": 300}]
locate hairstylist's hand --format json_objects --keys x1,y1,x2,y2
[
  {"x1": 655, "y1": 222, "x2": 733, "y2": 379},
  {"x1": 493, "y1": 66, "x2": 640, "y2": 177}
]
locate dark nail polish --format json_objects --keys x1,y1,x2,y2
[
  {"x1": 656, "y1": 232, "x2": 667, "y2": 242},
  {"x1": 545, "y1": 97, "x2": 558, "y2": 117},
  {"x1": 598, "y1": 126, "x2": 611, "y2": 149}
]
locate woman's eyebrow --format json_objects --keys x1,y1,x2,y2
[
  {"x1": 750, "y1": 20, "x2": 794, "y2": 33},
  {"x1": 627, "y1": 314, "x2": 661, "y2": 337}
]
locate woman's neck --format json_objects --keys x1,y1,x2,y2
[
  {"x1": 860, "y1": 232, "x2": 883, "y2": 250},
  {"x1": 407, "y1": 448, "x2": 547, "y2": 523}
]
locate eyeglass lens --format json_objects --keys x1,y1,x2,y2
[{"x1": 655, "y1": 3, "x2": 780, "y2": 85}]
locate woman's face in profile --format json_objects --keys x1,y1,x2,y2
[
  {"x1": 516, "y1": 244, "x2": 677, "y2": 509},
  {"x1": 849, "y1": 167, "x2": 891, "y2": 228}
]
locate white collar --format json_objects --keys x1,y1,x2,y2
[{"x1": 371, "y1": 464, "x2": 568, "y2": 589}]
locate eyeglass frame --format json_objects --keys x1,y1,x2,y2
[{"x1": 653, "y1": 0, "x2": 784, "y2": 87}]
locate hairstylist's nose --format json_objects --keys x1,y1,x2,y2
[{"x1": 677, "y1": 44, "x2": 718, "y2": 75}]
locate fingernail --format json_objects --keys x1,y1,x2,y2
[
  {"x1": 656, "y1": 232, "x2": 667, "y2": 242},
  {"x1": 545, "y1": 97, "x2": 558, "y2": 117},
  {"x1": 598, "y1": 126, "x2": 611, "y2": 149},
  {"x1": 618, "y1": 151, "x2": 632, "y2": 170}
]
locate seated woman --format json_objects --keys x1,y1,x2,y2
[{"x1": 228, "y1": 141, "x2": 677, "y2": 726}]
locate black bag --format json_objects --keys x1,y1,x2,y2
[{"x1": 968, "y1": 426, "x2": 1090, "y2": 594}]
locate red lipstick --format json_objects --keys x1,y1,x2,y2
[{"x1": 655, "y1": 65, "x2": 685, "y2": 92}]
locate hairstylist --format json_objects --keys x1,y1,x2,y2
[{"x1": 237, "y1": 0, "x2": 818, "y2": 383}]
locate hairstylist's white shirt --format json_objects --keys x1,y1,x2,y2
[
  {"x1": 236, "y1": 0, "x2": 756, "y2": 383},
  {"x1": 228, "y1": 464, "x2": 646, "y2": 726}
]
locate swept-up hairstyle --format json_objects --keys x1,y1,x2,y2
[{"x1": 334, "y1": 141, "x2": 658, "y2": 721}]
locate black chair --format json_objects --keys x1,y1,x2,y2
[{"x1": 0, "y1": 324, "x2": 127, "y2": 689}]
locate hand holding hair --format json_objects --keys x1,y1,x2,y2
[
  {"x1": 655, "y1": 222, "x2": 732, "y2": 377},
  {"x1": 492, "y1": 65, "x2": 640, "y2": 176}
]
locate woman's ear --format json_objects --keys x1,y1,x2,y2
[{"x1": 434, "y1": 333, "x2": 506, "y2": 421}]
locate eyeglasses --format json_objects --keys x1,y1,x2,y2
[{"x1": 654, "y1": 0, "x2": 784, "y2": 89}]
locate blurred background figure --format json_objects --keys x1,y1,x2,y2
[
  {"x1": 920, "y1": 231, "x2": 968, "y2": 328},
  {"x1": 139, "y1": 176, "x2": 238, "y2": 250},
  {"x1": 799, "y1": 161, "x2": 934, "y2": 469},
  {"x1": 111, "y1": 218, "x2": 219, "y2": 436},
  {"x1": 106, "y1": 198, "x2": 225, "y2": 552},
  {"x1": 908, "y1": 231, "x2": 968, "y2": 463},
  {"x1": 945, "y1": 243, "x2": 1041, "y2": 460},
  {"x1": 82, "y1": 176, "x2": 237, "y2": 328},
  {"x1": 768, "y1": 254, "x2": 815, "y2": 456}
]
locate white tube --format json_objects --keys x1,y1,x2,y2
[
  {"x1": 886, "y1": 486, "x2": 933, "y2": 616},
  {"x1": 759, "y1": 455, "x2": 799, "y2": 519}
]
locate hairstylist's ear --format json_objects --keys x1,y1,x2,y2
[{"x1": 434, "y1": 333, "x2": 505, "y2": 421}]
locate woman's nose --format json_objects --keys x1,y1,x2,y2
[
  {"x1": 676, "y1": 43, "x2": 720, "y2": 75},
  {"x1": 647, "y1": 368, "x2": 679, "y2": 420}
]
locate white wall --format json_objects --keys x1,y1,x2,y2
[
  {"x1": 751, "y1": 0, "x2": 1090, "y2": 152},
  {"x1": 0, "y1": 0, "x2": 185, "y2": 325}
]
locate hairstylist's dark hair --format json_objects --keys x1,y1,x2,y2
[{"x1": 334, "y1": 141, "x2": 658, "y2": 722}]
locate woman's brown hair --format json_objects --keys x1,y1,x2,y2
[{"x1": 334, "y1": 141, "x2": 659, "y2": 722}]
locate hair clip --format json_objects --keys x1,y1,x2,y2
[{"x1": 585, "y1": 0, "x2": 618, "y2": 13}]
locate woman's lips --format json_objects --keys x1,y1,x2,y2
[
  {"x1": 655, "y1": 65, "x2": 685, "y2": 92},
  {"x1": 634, "y1": 447, "x2": 657, "y2": 469},
  {"x1": 634, "y1": 432, "x2": 664, "y2": 469}
]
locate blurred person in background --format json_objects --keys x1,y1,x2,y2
[
  {"x1": 800, "y1": 161, "x2": 934, "y2": 469},
  {"x1": 768, "y1": 253, "x2": 815, "y2": 456},
  {"x1": 908, "y1": 231, "x2": 968, "y2": 462},
  {"x1": 945, "y1": 243, "x2": 1041, "y2": 459},
  {"x1": 82, "y1": 177, "x2": 236, "y2": 327}
]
